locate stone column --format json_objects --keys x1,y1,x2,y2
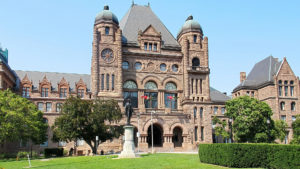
[
  {"x1": 116, "y1": 29, "x2": 123, "y2": 98},
  {"x1": 183, "y1": 38, "x2": 190, "y2": 99},
  {"x1": 91, "y1": 27, "x2": 99, "y2": 97}
]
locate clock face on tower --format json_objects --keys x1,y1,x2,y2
[{"x1": 101, "y1": 48, "x2": 114, "y2": 63}]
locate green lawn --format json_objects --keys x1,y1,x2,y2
[{"x1": 0, "y1": 153, "x2": 261, "y2": 169}]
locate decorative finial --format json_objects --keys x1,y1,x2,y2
[
  {"x1": 186, "y1": 15, "x2": 193, "y2": 21},
  {"x1": 104, "y1": 5, "x2": 109, "y2": 10}
]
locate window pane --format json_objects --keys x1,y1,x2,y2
[
  {"x1": 106, "y1": 74, "x2": 109, "y2": 90},
  {"x1": 38, "y1": 103, "x2": 44, "y2": 111},
  {"x1": 164, "y1": 93, "x2": 177, "y2": 109},
  {"x1": 193, "y1": 35, "x2": 197, "y2": 43},
  {"x1": 290, "y1": 86, "x2": 294, "y2": 96},
  {"x1": 46, "y1": 103, "x2": 52, "y2": 112},
  {"x1": 172, "y1": 64, "x2": 178, "y2": 72},
  {"x1": 154, "y1": 44, "x2": 157, "y2": 51},
  {"x1": 284, "y1": 86, "x2": 288, "y2": 96},
  {"x1": 279, "y1": 86, "x2": 282, "y2": 96},
  {"x1": 123, "y1": 80, "x2": 137, "y2": 89},
  {"x1": 200, "y1": 108, "x2": 203, "y2": 118},
  {"x1": 221, "y1": 107, "x2": 225, "y2": 114},
  {"x1": 56, "y1": 103, "x2": 62, "y2": 112},
  {"x1": 214, "y1": 107, "x2": 218, "y2": 114},
  {"x1": 112, "y1": 74, "x2": 115, "y2": 91},
  {"x1": 149, "y1": 43, "x2": 152, "y2": 51},
  {"x1": 123, "y1": 91, "x2": 138, "y2": 108},
  {"x1": 144, "y1": 92, "x2": 157, "y2": 108},
  {"x1": 144, "y1": 81, "x2": 157, "y2": 90},
  {"x1": 105, "y1": 27, "x2": 109, "y2": 35},
  {"x1": 160, "y1": 63, "x2": 166, "y2": 71},
  {"x1": 135, "y1": 62, "x2": 142, "y2": 70},
  {"x1": 165, "y1": 82, "x2": 177, "y2": 91},
  {"x1": 101, "y1": 74, "x2": 104, "y2": 90},
  {"x1": 144, "y1": 43, "x2": 147, "y2": 51},
  {"x1": 122, "y1": 61, "x2": 129, "y2": 69}
]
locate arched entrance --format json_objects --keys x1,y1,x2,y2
[
  {"x1": 147, "y1": 123, "x2": 163, "y2": 147},
  {"x1": 133, "y1": 127, "x2": 138, "y2": 147},
  {"x1": 172, "y1": 127, "x2": 183, "y2": 147}
]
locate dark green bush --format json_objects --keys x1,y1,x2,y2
[
  {"x1": 0, "y1": 153, "x2": 17, "y2": 159},
  {"x1": 44, "y1": 148, "x2": 64, "y2": 158},
  {"x1": 199, "y1": 143, "x2": 300, "y2": 169}
]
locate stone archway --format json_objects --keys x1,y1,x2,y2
[
  {"x1": 147, "y1": 123, "x2": 163, "y2": 147},
  {"x1": 172, "y1": 126, "x2": 183, "y2": 147}
]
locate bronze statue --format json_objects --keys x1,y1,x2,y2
[{"x1": 125, "y1": 99, "x2": 133, "y2": 125}]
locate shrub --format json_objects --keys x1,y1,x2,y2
[
  {"x1": 17, "y1": 151, "x2": 38, "y2": 159},
  {"x1": 44, "y1": 148, "x2": 64, "y2": 158},
  {"x1": 199, "y1": 143, "x2": 300, "y2": 169},
  {"x1": 63, "y1": 149, "x2": 68, "y2": 156},
  {"x1": 0, "y1": 153, "x2": 17, "y2": 159}
]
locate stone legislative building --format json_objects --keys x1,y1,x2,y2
[
  {"x1": 0, "y1": 4, "x2": 230, "y2": 154},
  {"x1": 233, "y1": 56, "x2": 300, "y2": 144}
]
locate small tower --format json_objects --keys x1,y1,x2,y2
[
  {"x1": 91, "y1": 5, "x2": 123, "y2": 99},
  {"x1": 177, "y1": 15, "x2": 210, "y2": 102}
]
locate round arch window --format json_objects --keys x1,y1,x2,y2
[
  {"x1": 160, "y1": 63, "x2": 167, "y2": 71},
  {"x1": 122, "y1": 61, "x2": 129, "y2": 69},
  {"x1": 172, "y1": 64, "x2": 178, "y2": 72},
  {"x1": 135, "y1": 62, "x2": 142, "y2": 70}
]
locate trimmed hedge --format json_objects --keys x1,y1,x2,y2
[
  {"x1": 44, "y1": 148, "x2": 64, "y2": 158},
  {"x1": 199, "y1": 143, "x2": 300, "y2": 169}
]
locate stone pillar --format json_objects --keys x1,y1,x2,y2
[
  {"x1": 91, "y1": 27, "x2": 99, "y2": 97},
  {"x1": 119, "y1": 125, "x2": 139, "y2": 158},
  {"x1": 116, "y1": 29, "x2": 123, "y2": 98},
  {"x1": 183, "y1": 38, "x2": 190, "y2": 99}
]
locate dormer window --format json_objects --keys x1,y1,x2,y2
[
  {"x1": 41, "y1": 87, "x2": 49, "y2": 97},
  {"x1": 105, "y1": 27, "x2": 110, "y2": 35},
  {"x1": 154, "y1": 44, "x2": 157, "y2": 51},
  {"x1": 149, "y1": 43, "x2": 152, "y2": 51},
  {"x1": 22, "y1": 87, "x2": 30, "y2": 98},
  {"x1": 193, "y1": 35, "x2": 197, "y2": 43},
  {"x1": 59, "y1": 88, "x2": 67, "y2": 98},
  {"x1": 144, "y1": 43, "x2": 147, "y2": 51},
  {"x1": 78, "y1": 89, "x2": 84, "y2": 98}
]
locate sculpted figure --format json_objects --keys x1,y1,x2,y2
[{"x1": 125, "y1": 99, "x2": 133, "y2": 125}]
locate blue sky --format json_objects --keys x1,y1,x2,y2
[{"x1": 0, "y1": 0, "x2": 299, "y2": 94}]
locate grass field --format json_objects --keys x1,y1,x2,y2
[{"x1": 0, "y1": 153, "x2": 261, "y2": 169}]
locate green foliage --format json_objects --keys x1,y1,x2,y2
[
  {"x1": 212, "y1": 116, "x2": 229, "y2": 139},
  {"x1": 0, "y1": 153, "x2": 17, "y2": 159},
  {"x1": 0, "y1": 89, "x2": 48, "y2": 145},
  {"x1": 291, "y1": 115, "x2": 300, "y2": 144},
  {"x1": 274, "y1": 120, "x2": 288, "y2": 142},
  {"x1": 52, "y1": 97, "x2": 123, "y2": 155},
  {"x1": 44, "y1": 148, "x2": 64, "y2": 158},
  {"x1": 199, "y1": 143, "x2": 300, "y2": 168},
  {"x1": 17, "y1": 151, "x2": 38, "y2": 159},
  {"x1": 63, "y1": 150, "x2": 68, "y2": 156},
  {"x1": 225, "y1": 96, "x2": 276, "y2": 143}
]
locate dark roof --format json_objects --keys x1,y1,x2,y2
[
  {"x1": 233, "y1": 56, "x2": 282, "y2": 92},
  {"x1": 95, "y1": 5, "x2": 119, "y2": 25},
  {"x1": 210, "y1": 87, "x2": 231, "y2": 103},
  {"x1": 119, "y1": 4, "x2": 180, "y2": 47},
  {"x1": 15, "y1": 70, "x2": 90, "y2": 92}
]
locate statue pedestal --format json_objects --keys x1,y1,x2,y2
[{"x1": 119, "y1": 125, "x2": 139, "y2": 158}]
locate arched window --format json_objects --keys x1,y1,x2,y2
[
  {"x1": 192, "y1": 57, "x2": 200, "y2": 70},
  {"x1": 280, "y1": 102, "x2": 285, "y2": 111},
  {"x1": 123, "y1": 80, "x2": 138, "y2": 108},
  {"x1": 291, "y1": 102, "x2": 296, "y2": 111},
  {"x1": 200, "y1": 107, "x2": 203, "y2": 118},
  {"x1": 164, "y1": 82, "x2": 177, "y2": 109},
  {"x1": 278, "y1": 80, "x2": 282, "y2": 96},
  {"x1": 284, "y1": 81, "x2": 288, "y2": 96},
  {"x1": 193, "y1": 107, "x2": 197, "y2": 118},
  {"x1": 290, "y1": 81, "x2": 294, "y2": 96},
  {"x1": 144, "y1": 81, "x2": 158, "y2": 108}
]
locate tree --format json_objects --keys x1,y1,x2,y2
[
  {"x1": 274, "y1": 120, "x2": 288, "y2": 142},
  {"x1": 291, "y1": 115, "x2": 300, "y2": 144},
  {"x1": 225, "y1": 96, "x2": 277, "y2": 143},
  {"x1": 0, "y1": 89, "x2": 48, "y2": 148},
  {"x1": 52, "y1": 97, "x2": 123, "y2": 155},
  {"x1": 212, "y1": 116, "x2": 229, "y2": 141}
]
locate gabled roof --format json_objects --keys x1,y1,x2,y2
[
  {"x1": 233, "y1": 56, "x2": 282, "y2": 92},
  {"x1": 210, "y1": 87, "x2": 231, "y2": 103},
  {"x1": 119, "y1": 4, "x2": 180, "y2": 48},
  {"x1": 15, "y1": 70, "x2": 90, "y2": 92}
]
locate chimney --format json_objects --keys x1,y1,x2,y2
[{"x1": 240, "y1": 72, "x2": 246, "y2": 83}]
